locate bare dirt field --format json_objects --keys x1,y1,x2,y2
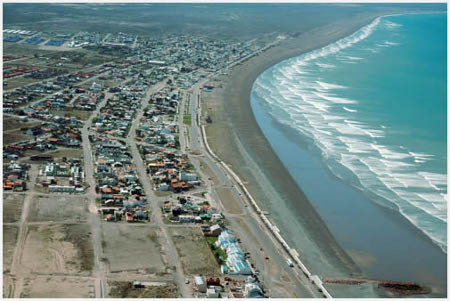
[
  {"x1": 101, "y1": 223, "x2": 166, "y2": 274},
  {"x1": 3, "y1": 117, "x2": 43, "y2": 144},
  {"x1": 3, "y1": 117, "x2": 41, "y2": 132},
  {"x1": 21, "y1": 224, "x2": 93, "y2": 275},
  {"x1": 3, "y1": 193, "x2": 25, "y2": 223},
  {"x1": 215, "y1": 187, "x2": 244, "y2": 215},
  {"x1": 45, "y1": 148, "x2": 84, "y2": 159},
  {"x1": 49, "y1": 109, "x2": 92, "y2": 121},
  {"x1": 3, "y1": 225, "x2": 19, "y2": 273},
  {"x1": 3, "y1": 131, "x2": 30, "y2": 145},
  {"x1": 199, "y1": 159, "x2": 219, "y2": 185},
  {"x1": 169, "y1": 227, "x2": 221, "y2": 276},
  {"x1": 22, "y1": 148, "x2": 84, "y2": 164},
  {"x1": 28, "y1": 196, "x2": 89, "y2": 223},
  {"x1": 20, "y1": 275, "x2": 95, "y2": 298},
  {"x1": 3, "y1": 274, "x2": 15, "y2": 297},
  {"x1": 4, "y1": 76, "x2": 41, "y2": 90},
  {"x1": 108, "y1": 280, "x2": 178, "y2": 298}
]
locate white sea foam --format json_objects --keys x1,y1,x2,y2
[
  {"x1": 316, "y1": 81, "x2": 347, "y2": 90},
  {"x1": 343, "y1": 106, "x2": 357, "y2": 113},
  {"x1": 253, "y1": 14, "x2": 447, "y2": 252},
  {"x1": 315, "y1": 62, "x2": 336, "y2": 69},
  {"x1": 370, "y1": 144, "x2": 411, "y2": 160},
  {"x1": 409, "y1": 152, "x2": 435, "y2": 164},
  {"x1": 313, "y1": 92, "x2": 357, "y2": 104},
  {"x1": 384, "y1": 41, "x2": 400, "y2": 46},
  {"x1": 385, "y1": 20, "x2": 402, "y2": 29},
  {"x1": 293, "y1": 17, "x2": 381, "y2": 64},
  {"x1": 345, "y1": 56, "x2": 364, "y2": 60},
  {"x1": 338, "y1": 136, "x2": 373, "y2": 154}
]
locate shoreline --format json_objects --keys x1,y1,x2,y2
[{"x1": 202, "y1": 8, "x2": 446, "y2": 297}]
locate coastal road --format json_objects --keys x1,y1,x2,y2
[{"x1": 182, "y1": 75, "x2": 323, "y2": 297}]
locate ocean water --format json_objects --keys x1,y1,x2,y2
[
  {"x1": 250, "y1": 13, "x2": 447, "y2": 291},
  {"x1": 251, "y1": 13, "x2": 447, "y2": 252}
]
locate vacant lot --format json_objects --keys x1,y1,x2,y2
[
  {"x1": 21, "y1": 224, "x2": 93, "y2": 275},
  {"x1": 101, "y1": 224, "x2": 166, "y2": 274},
  {"x1": 3, "y1": 225, "x2": 19, "y2": 273},
  {"x1": 170, "y1": 227, "x2": 221, "y2": 276},
  {"x1": 3, "y1": 274, "x2": 15, "y2": 298},
  {"x1": 22, "y1": 148, "x2": 84, "y2": 163},
  {"x1": 49, "y1": 109, "x2": 92, "y2": 121},
  {"x1": 46, "y1": 148, "x2": 84, "y2": 159},
  {"x1": 3, "y1": 116, "x2": 41, "y2": 132},
  {"x1": 108, "y1": 281, "x2": 178, "y2": 298},
  {"x1": 216, "y1": 187, "x2": 244, "y2": 215},
  {"x1": 3, "y1": 193, "x2": 25, "y2": 223},
  {"x1": 4, "y1": 76, "x2": 43, "y2": 90},
  {"x1": 20, "y1": 276, "x2": 95, "y2": 298},
  {"x1": 3, "y1": 130, "x2": 30, "y2": 145},
  {"x1": 28, "y1": 196, "x2": 88, "y2": 223}
]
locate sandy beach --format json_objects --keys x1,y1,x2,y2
[{"x1": 202, "y1": 7, "x2": 444, "y2": 297}]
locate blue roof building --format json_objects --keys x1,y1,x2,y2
[{"x1": 215, "y1": 230, "x2": 252, "y2": 275}]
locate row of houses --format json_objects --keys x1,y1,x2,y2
[
  {"x1": 163, "y1": 195, "x2": 224, "y2": 224},
  {"x1": 37, "y1": 159, "x2": 85, "y2": 193},
  {"x1": 136, "y1": 88, "x2": 180, "y2": 148},
  {"x1": 3, "y1": 161, "x2": 29, "y2": 191},
  {"x1": 88, "y1": 77, "x2": 153, "y2": 222},
  {"x1": 195, "y1": 275, "x2": 265, "y2": 298},
  {"x1": 92, "y1": 79, "x2": 149, "y2": 138},
  {"x1": 3, "y1": 69, "x2": 102, "y2": 108},
  {"x1": 138, "y1": 144, "x2": 200, "y2": 193}
]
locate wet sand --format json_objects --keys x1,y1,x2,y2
[{"x1": 202, "y1": 8, "x2": 444, "y2": 297}]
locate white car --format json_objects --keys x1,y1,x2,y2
[{"x1": 286, "y1": 259, "x2": 294, "y2": 267}]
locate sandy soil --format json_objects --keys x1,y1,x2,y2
[
  {"x1": 3, "y1": 194, "x2": 25, "y2": 223},
  {"x1": 215, "y1": 187, "x2": 244, "y2": 215},
  {"x1": 3, "y1": 226, "x2": 19, "y2": 273},
  {"x1": 101, "y1": 223, "x2": 166, "y2": 274},
  {"x1": 3, "y1": 117, "x2": 42, "y2": 132},
  {"x1": 20, "y1": 275, "x2": 95, "y2": 298},
  {"x1": 21, "y1": 224, "x2": 93, "y2": 275},
  {"x1": 169, "y1": 227, "x2": 221, "y2": 276},
  {"x1": 28, "y1": 195, "x2": 89, "y2": 223},
  {"x1": 3, "y1": 131, "x2": 30, "y2": 144}
]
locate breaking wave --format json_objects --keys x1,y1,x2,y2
[{"x1": 251, "y1": 15, "x2": 447, "y2": 252}]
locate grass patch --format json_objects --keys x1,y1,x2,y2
[
  {"x1": 108, "y1": 281, "x2": 178, "y2": 298},
  {"x1": 183, "y1": 114, "x2": 192, "y2": 126},
  {"x1": 206, "y1": 236, "x2": 227, "y2": 264},
  {"x1": 154, "y1": 191, "x2": 172, "y2": 197}
]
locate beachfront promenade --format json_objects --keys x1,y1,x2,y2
[
  {"x1": 176, "y1": 46, "x2": 332, "y2": 296},
  {"x1": 194, "y1": 88, "x2": 332, "y2": 298}
]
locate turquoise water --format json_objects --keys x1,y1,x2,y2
[{"x1": 251, "y1": 13, "x2": 446, "y2": 291}]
